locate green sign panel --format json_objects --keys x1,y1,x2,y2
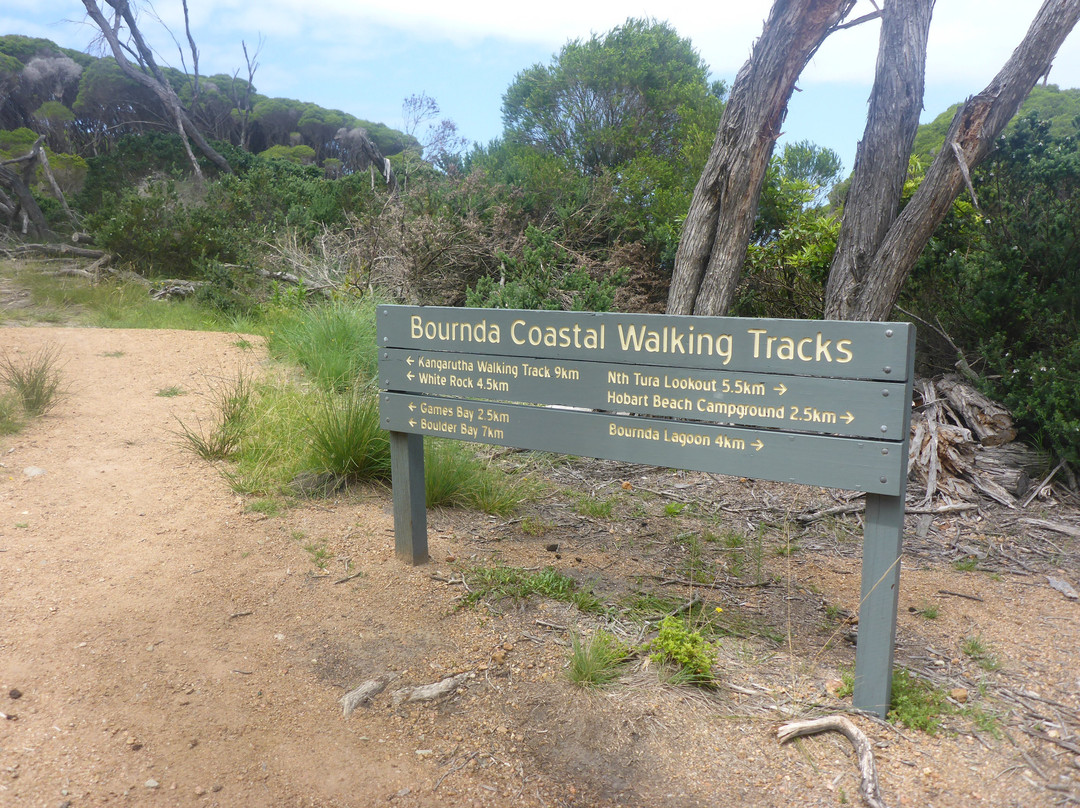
[
  {"x1": 379, "y1": 349, "x2": 906, "y2": 440},
  {"x1": 381, "y1": 392, "x2": 905, "y2": 495},
  {"x1": 377, "y1": 305, "x2": 915, "y2": 720},
  {"x1": 378, "y1": 305, "x2": 912, "y2": 380}
]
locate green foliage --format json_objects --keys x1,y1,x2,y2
[
  {"x1": 907, "y1": 114, "x2": 1080, "y2": 463},
  {"x1": 306, "y1": 387, "x2": 389, "y2": 480},
  {"x1": 0, "y1": 344, "x2": 66, "y2": 417},
  {"x1": 649, "y1": 616, "x2": 718, "y2": 686},
  {"x1": 0, "y1": 391, "x2": 24, "y2": 435},
  {"x1": 961, "y1": 636, "x2": 1001, "y2": 672},
  {"x1": 259, "y1": 144, "x2": 317, "y2": 164},
  {"x1": 503, "y1": 18, "x2": 720, "y2": 174},
  {"x1": 266, "y1": 299, "x2": 379, "y2": 391},
  {"x1": 175, "y1": 372, "x2": 255, "y2": 461},
  {"x1": 424, "y1": 440, "x2": 529, "y2": 515},
  {"x1": 888, "y1": 669, "x2": 949, "y2": 734},
  {"x1": 460, "y1": 565, "x2": 603, "y2": 612},
  {"x1": 466, "y1": 225, "x2": 625, "y2": 311},
  {"x1": 569, "y1": 630, "x2": 630, "y2": 688}
]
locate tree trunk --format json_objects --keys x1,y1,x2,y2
[
  {"x1": 79, "y1": 0, "x2": 233, "y2": 176},
  {"x1": 824, "y1": 0, "x2": 934, "y2": 319},
  {"x1": 847, "y1": 0, "x2": 1080, "y2": 321},
  {"x1": 0, "y1": 165, "x2": 54, "y2": 239},
  {"x1": 667, "y1": 0, "x2": 856, "y2": 316}
]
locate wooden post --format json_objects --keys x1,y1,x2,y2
[
  {"x1": 389, "y1": 430, "x2": 427, "y2": 565},
  {"x1": 853, "y1": 492, "x2": 905, "y2": 717}
]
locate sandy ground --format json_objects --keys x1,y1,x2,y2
[{"x1": 1, "y1": 326, "x2": 1078, "y2": 808}]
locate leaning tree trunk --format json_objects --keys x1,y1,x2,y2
[
  {"x1": 79, "y1": 0, "x2": 233, "y2": 177},
  {"x1": 667, "y1": 0, "x2": 856, "y2": 316},
  {"x1": 846, "y1": 0, "x2": 1080, "y2": 321},
  {"x1": 824, "y1": 0, "x2": 934, "y2": 320}
]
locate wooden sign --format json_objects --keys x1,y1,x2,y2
[{"x1": 377, "y1": 305, "x2": 915, "y2": 718}]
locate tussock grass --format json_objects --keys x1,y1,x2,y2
[
  {"x1": 267, "y1": 299, "x2": 378, "y2": 391},
  {"x1": 0, "y1": 343, "x2": 67, "y2": 417},
  {"x1": 461, "y1": 565, "x2": 603, "y2": 612},
  {"x1": 426, "y1": 440, "x2": 532, "y2": 514},
  {"x1": 175, "y1": 372, "x2": 255, "y2": 461},
  {"x1": 568, "y1": 630, "x2": 630, "y2": 688},
  {"x1": 307, "y1": 386, "x2": 389, "y2": 480}
]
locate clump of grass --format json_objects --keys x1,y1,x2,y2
[
  {"x1": 246, "y1": 498, "x2": 283, "y2": 516},
  {"x1": 175, "y1": 372, "x2": 255, "y2": 461},
  {"x1": 961, "y1": 635, "x2": 1001, "y2": 672},
  {"x1": 649, "y1": 616, "x2": 718, "y2": 687},
  {"x1": 574, "y1": 493, "x2": 614, "y2": 519},
  {"x1": 306, "y1": 387, "x2": 389, "y2": 480},
  {"x1": 267, "y1": 299, "x2": 378, "y2": 391},
  {"x1": 156, "y1": 385, "x2": 185, "y2": 397},
  {"x1": 915, "y1": 601, "x2": 939, "y2": 619},
  {"x1": 568, "y1": 630, "x2": 630, "y2": 688},
  {"x1": 0, "y1": 392, "x2": 24, "y2": 435},
  {"x1": 0, "y1": 344, "x2": 66, "y2": 417},
  {"x1": 425, "y1": 440, "x2": 530, "y2": 515},
  {"x1": 460, "y1": 565, "x2": 602, "y2": 612}
]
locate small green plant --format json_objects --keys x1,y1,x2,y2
[
  {"x1": 246, "y1": 498, "x2": 282, "y2": 517},
  {"x1": 233, "y1": 338, "x2": 254, "y2": 350},
  {"x1": 915, "y1": 602, "x2": 939, "y2": 619},
  {"x1": 521, "y1": 516, "x2": 551, "y2": 536},
  {"x1": 649, "y1": 616, "x2": 718, "y2": 686},
  {"x1": 888, "y1": 669, "x2": 950, "y2": 734},
  {"x1": 568, "y1": 630, "x2": 630, "y2": 688},
  {"x1": 824, "y1": 603, "x2": 843, "y2": 621},
  {"x1": 0, "y1": 391, "x2": 24, "y2": 435},
  {"x1": 175, "y1": 373, "x2": 254, "y2": 461},
  {"x1": 663, "y1": 502, "x2": 687, "y2": 517},
  {"x1": 0, "y1": 344, "x2": 66, "y2": 417},
  {"x1": 303, "y1": 542, "x2": 333, "y2": 569},
  {"x1": 677, "y1": 531, "x2": 717, "y2": 584},
  {"x1": 574, "y1": 494, "x2": 614, "y2": 519},
  {"x1": 953, "y1": 557, "x2": 979, "y2": 572},
  {"x1": 961, "y1": 636, "x2": 1001, "y2": 672},
  {"x1": 100, "y1": 350, "x2": 125, "y2": 358},
  {"x1": 461, "y1": 565, "x2": 602, "y2": 612},
  {"x1": 156, "y1": 386, "x2": 185, "y2": 397}
]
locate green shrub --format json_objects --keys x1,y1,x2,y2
[
  {"x1": 466, "y1": 225, "x2": 625, "y2": 311},
  {"x1": 649, "y1": 616, "x2": 718, "y2": 685}
]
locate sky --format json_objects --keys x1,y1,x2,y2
[{"x1": 4, "y1": 1, "x2": 1080, "y2": 173}]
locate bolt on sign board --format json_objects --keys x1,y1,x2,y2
[{"x1": 377, "y1": 305, "x2": 915, "y2": 717}]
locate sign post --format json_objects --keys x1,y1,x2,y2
[{"x1": 377, "y1": 305, "x2": 914, "y2": 717}]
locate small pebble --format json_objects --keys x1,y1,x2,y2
[
  {"x1": 145, "y1": 779, "x2": 160, "y2": 789},
  {"x1": 8, "y1": 689, "x2": 21, "y2": 700}
]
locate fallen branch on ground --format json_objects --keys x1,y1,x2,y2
[{"x1": 777, "y1": 715, "x2": 888, "y2": 808}]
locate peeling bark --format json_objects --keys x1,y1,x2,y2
[
  {"x1": 824, "y1": 0, "x2": 934, "y2": 320},
  {"x1": 667, "y1": 0, "x2": 856, "y2": 316},
  {"x1": 849, "y1": 0, "x2": 1080, "y2": 321}
]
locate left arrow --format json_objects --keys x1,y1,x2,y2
[
  {"x1": 406, "y1": 372, "x2": 415, "y2": 381},
  {"x1": 406, "y1": 356, "x2": 414, "y2": 366},
  {"x1": 408, "y1": 419, "x2": 417, "y2": 428},
  {"x1": 408, "y1": 402, "x2": 416, "y2": 412}
]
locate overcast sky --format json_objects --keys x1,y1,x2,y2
[{"x1": 5, "y1": 1, "x2": 1080, "y2": 171}]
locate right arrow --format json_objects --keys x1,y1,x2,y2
[
  {"x1": 842, "y1": 411, "x2": 854, "y2": 424},
  {"x1": 773, "y1": 383, "x2": 787, "y2": 396},
  {"x1": 751, "y1": 439, "x2": 764, "y2": 451}
]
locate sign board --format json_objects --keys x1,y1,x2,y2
[{"x1": 377, "y1": 305, "x2": 915, "y2": 717}]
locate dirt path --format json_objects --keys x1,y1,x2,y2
[{"x1": 1, "y1": 327, "x2": 1078, "y2": 808}]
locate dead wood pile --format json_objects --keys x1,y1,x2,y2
[{"x1": 908, "y1": 374, "x2": 1068, "y2": 508}]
